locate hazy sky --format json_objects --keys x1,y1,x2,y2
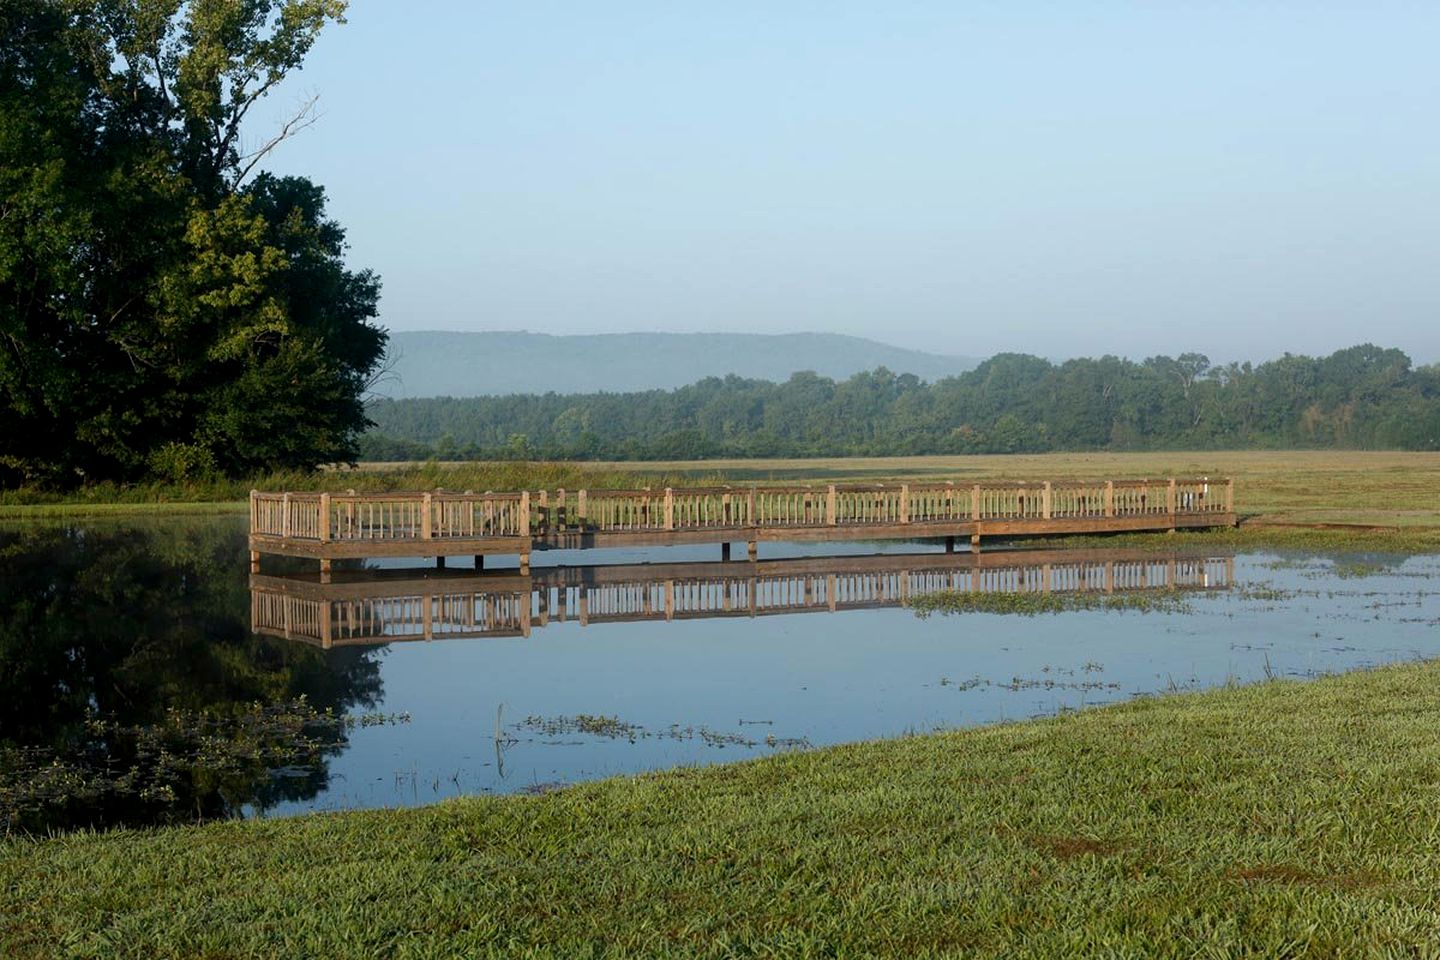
[{"x1": 258, "y1": 2, "x2": 1440, "y2": 363}]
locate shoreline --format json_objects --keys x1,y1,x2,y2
[{"x1": 6, "y1": 659, "x2": 1439, "y2": 956}]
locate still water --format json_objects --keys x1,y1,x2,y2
[{"x1": 3, "y1": 516, "x2": 1438, "y2": 830}]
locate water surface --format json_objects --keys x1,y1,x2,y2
[{"x1": 3, "y1": 516, "x2": 1436, "y2": 829}]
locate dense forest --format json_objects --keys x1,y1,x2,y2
[{"x1": 362, "y1": 345, "x2": 1440, "y2": 460}]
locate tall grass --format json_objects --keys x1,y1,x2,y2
[{"x1": 0, "y1": 461, "x2": 696, "y2": 508}]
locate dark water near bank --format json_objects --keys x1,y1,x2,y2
[{"x1": 3, "y1": 516, "x2": 1438, "y2": 831}]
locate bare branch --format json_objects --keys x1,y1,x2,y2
[
  {"x1": 233, "y1": 94, "x2": 322, "y2": 185},
  {"x1": 363, "y1": 346, "x2": 402, "y2": 401},
  {"x1": 215, "y1": 73, "x2": 286, "y2": 168}
]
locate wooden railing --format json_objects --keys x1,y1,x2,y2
[
  {"x1": 251, "y1": 490, "x2": 530, "y2": 541},
  {"x1": 251, "y1": 477, "x2": 1234, "y2": 542}
]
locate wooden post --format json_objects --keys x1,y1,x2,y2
[
  {"x1": 249, "y1": 490, "x2": 258, "y2": 534},
  {"x1": 577, "y1": 489, "x2": 588, "y2": 529},
  {"x1": 249, "y1": 551, "x2": 260, "y2": 573},
  {"x1": 971, "y1": 485, "x2": 982, "y2": 521},
  {"x1": 748, "y1": 488, "x2": 757, "y2": 527},
  {"x1": 1225, "y1": 478, "x2": 1235, "y2": 514},
  {"x1": 665, "y1": 579, "x2": 675, "y2": 621},
  {"x1": 664, "y1": 487, "x2": 675, "y2": 530},
  {"x1": 1104, "y1": 481, "x2": 1115, "y2": 518},
  {"x1": 320, "y1": 600, "x2": 333, "y2": 650},
  {"x1": 538, "y1": 489, "x2": 549, "y2": 534},
  {"x1": 747, "y1": 540, "x2": 758, "y2": 561},
  {"x1": 826, "y1": 484, "x2": 837, "y2": 525},
  {"x1": 556, "y1": 488, "x2": 566, "y2": 530},
  {"x1": 1167, "y1": 478, "x2": 1177, "y2": 516},
  {"x1": 421, "y1": 493, "x2": 433, "y2": 540},
  {"x1": 319, "y1": 493, "x2": 331, "y2": 542},
  {"x1": 519, "y1": 491, "x2": 531, "y2": 537},
  {"x1": 1042, "y1": 482, "x2": 1052, "y2": 520},
  {"x1": 900, "y1": 484, "x2": 910, "y2": 524},
  {"x1": 281, "y1": 493, "x2": 292, "y2": 538}
]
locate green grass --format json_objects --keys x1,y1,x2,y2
[
  {"x1": 0, "y1": 461, "x2": 689, "y2": 516},
  {"x1": 7, "y1": 661, "x2": 1440, "y2": 957}
]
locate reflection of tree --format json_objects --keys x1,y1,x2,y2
[{"x1": 0, "y1": 519, "x2": 384, "y2": 832}]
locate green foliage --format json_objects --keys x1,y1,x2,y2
[
  {"x1": 363, "y1": 346, "x2": 1440, "y2": 460},
  {"x1": 7, "y1": 661, "x2": 1440, "y2": 955},
  {"x1": 1, "y1": 699, "x2": 344, "y2": 835},
  {"x1": 0, "y1": 0, "x2": 383, "y2": 487}
]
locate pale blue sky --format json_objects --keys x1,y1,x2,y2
[{"x1": 259, "y1": 2, "x2": 1440, "y2": 362}]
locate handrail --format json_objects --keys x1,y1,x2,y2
[{"x1": 250, "y1": 477, "x2": 1235, "y2": 542}]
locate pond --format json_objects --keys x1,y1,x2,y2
[{"x1": 3, "y1": 516, "x2": 1438, "y2": 832}]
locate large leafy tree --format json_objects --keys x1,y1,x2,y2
[{"x1": 0, "y1": 0, "x2": 384, "y2": 486}]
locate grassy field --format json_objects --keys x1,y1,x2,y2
[
  {"x1": 5, "y1": 451, "x2": 1437, "y2": 549},
  {"x1": 6, "y1": 660, "x2": 1440, "y2": 957},
  {"x1": 0, "y1": 461, "x2": 682, "y2": 518},
  {"x1": 581, "y1": 451, "x2": 1440, "y2": 529}
]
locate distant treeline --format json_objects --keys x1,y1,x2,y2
[{"x1": 361, "y1": 345, "x2": 1440, "y2": 460}]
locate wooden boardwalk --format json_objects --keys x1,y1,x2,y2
[
  {"x1": 249, "y1": 476, "x2": 1235, "y2": 573},
  {"x1": 250, "y1": 548, "x2": 1236, "y2": 647}
]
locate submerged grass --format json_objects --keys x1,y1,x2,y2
[
  {"x1": 910, "y1": 588, "x2": 1196, "y2": 617},
  {"x1": 1019, "y1": 524, "x2": 1440, "y2": 554},
  {"x1": 6, "y1": 661, "x2": 1440, "y2": 956}
]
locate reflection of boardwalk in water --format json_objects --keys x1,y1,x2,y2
[{"x1": 251, "y1": 549, "x2": 1235, "y2": 648}]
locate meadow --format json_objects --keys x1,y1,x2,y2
[{"x1": 585, "y1": 450, "x2": 1440, "y2": 529}]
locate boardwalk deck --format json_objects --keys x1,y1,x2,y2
[
  {"x1": 250, "y1": 548, "x2": 1236, "y2": 647},
  {"x1": 249, "y1": 477, "x2": 1235, "y2": 572}
]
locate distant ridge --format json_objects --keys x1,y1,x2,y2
[{"x1": 377, "y1": 331, "x2": 980, "y2": 398}]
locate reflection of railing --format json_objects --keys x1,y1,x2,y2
[
  {"x1": 249, "y1": 477, "x2": 1237, "y2": 570},
  {"x1": 251, "y1": 549, "x2": 1236, "y2": 648}
]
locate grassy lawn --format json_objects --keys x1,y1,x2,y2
[{"x1": 7, "y1": 661, "x2": 1440, "y2": 957}]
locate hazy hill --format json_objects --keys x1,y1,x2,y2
[{"x1": 377, "y1": 331, "x2": 979, "y2": 397}]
